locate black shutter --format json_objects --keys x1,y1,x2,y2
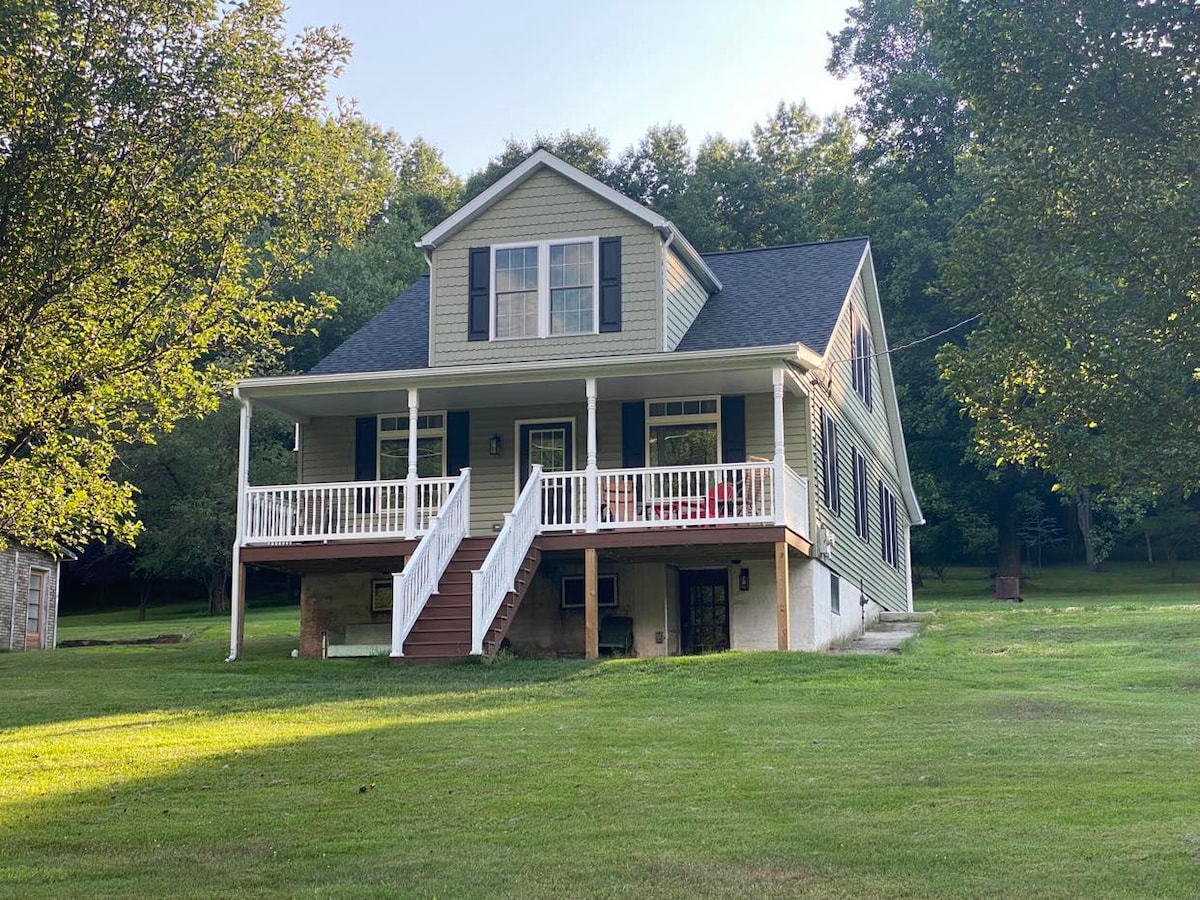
[
  {"x1": 621, "y1": 401, "x2": 645, "y2": 468},
  {"x1": 720, "y1": 395, "x2": 746, "y2": 463},
  {"x1": 599, "y1": 237, "x2": 622, "y2": 333},
  {"x1": 446, "y1": 410, "x2": 470, "y2": 476},
  {"x1": 468, "y1": 247, "x2": 490, "y2": 341},
  {"x1": 354, "y1": 416, "x2": 377, "y2": 480},
  {"x1": 354, "y1": 415, "x2": 377, "y2": 514}
]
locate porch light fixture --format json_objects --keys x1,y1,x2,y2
[
  {"x1": 489, "y1": 433, "x2": 502, "y2": 456},
  {"x1": 739, "y1": 568, "x2": 750, "y2": 591}
]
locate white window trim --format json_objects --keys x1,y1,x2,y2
[
  {"x1": 490, "y1": 236, "x2": 600, "y2": 341},
  {"x1": 645, "y1": 396, "x2": 722, "y2": 466},
  {"x1": 377, "y1": 411, "x2": 447, "y2": 479}
]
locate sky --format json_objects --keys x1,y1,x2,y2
[{"x1": 282, "y1": 0, "x2": 861, "y2": 177}]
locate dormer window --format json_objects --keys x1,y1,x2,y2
[{"x1": 491, "y1": 238, "x2": 598, "y2": 339}]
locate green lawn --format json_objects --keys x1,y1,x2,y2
[{"x1": 2, "y1": 567, "x2": 1199, "y2": 898}]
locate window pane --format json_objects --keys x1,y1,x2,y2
[
  {"x1": 550, "y1": 241, "x2": 592, "y2": 291},
  {"x1": 648, "y1": 402, "x2": 665, "y2": 417},
  {"x1": 700, "y1": 399, "x2": 717, "y2": 414},
  {"x1": 648, "y1": 424, "x2": 717, "y2": 466},
  {"x1": 528, "y1": 429, "x2": 567, "y2": 472},
  {"x1": 379, "y1": 437, "x2": 444, "y2": 479},
  {"x1": 550, "y1": 286, "x2": 593, "y2": 334},
  {"x1": 496, "y1": 291, "x2": 538, "y2": 338}
]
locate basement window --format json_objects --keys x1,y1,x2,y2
[{"x1": 561, "y1": 574, "x2": 619, "y2": 609}]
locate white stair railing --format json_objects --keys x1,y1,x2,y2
[
  {"x1": 390, "y1": 469, "x2": 471, "y2": 659},
  {"x1": 471, "y1": 465, "x2": 543, "y2": 655}
]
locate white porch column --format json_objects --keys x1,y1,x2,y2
[
  {"x1": 772, "y1": 367, "x2": 786, "y2": 526},
  {"x1": 404, "y1": 388, "x2": 420, "y2": 538},
  {"x1": 585, "y1": 377, "x2": 599, "y2": 532},
  {"x1": 227, "y1": 397, "x2": 252, "y2": 662}
]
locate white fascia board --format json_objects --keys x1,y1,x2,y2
[
  {"x1": 848, "y1": 243, "x2": 925, "y2": 526},
  {"x1": 419, "y1": 149, "x2": 669, "y2": 248},
  {"x1": 236, "y1": 344, "x2": 810, "y2": 401}
]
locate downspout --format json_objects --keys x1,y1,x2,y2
[
  {"x1": 660, "y1": 229, "x2": 675, "y2": 351},
  {"x1": 8, "y1": 550, "x2": 18, "y2": 650}
]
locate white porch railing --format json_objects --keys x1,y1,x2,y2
[
  {"x1": 242, "y1": 477, "x2": 458, "y2": 544},
  {"x1": 471, "y1": 465, "x2": 543, "y2": 655},
  {"x1": 540, "y1": 460, "x2": 780, "y2": 532},
  {"x1": 390, "y1": 470, "x2": 471, "y2": 658},
  {"x1": 783, "y1": 465, "x2": 811, "y2": 540}
]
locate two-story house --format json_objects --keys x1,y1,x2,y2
[{"x1": 226, "y1": 150, "x2": 922, "y2": 663}]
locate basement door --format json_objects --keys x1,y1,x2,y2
[{"x1": 679, "y1": 568, "x2": 730, "y2": 654}]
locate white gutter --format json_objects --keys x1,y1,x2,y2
[{"x1": 237, "y1": 343, "x2": 820, "y2": 401}]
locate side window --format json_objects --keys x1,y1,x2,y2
[
  {"x1": 878, "y1": 481, "x2": 899, "y2": 568},
  {"x1": 852, "y1": 447, "x2": 870, "y2": 540},
  {"x1": 820, "y1": 409, "x2": 841, "y2": 514},
  {"x1": 830, "y1": 572, "x2": 841, "y2": 616},
  {"x1": 852, "y1": 316, "x2": 874, "y2": 410}
]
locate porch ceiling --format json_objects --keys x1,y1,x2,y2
[{"x1": 239, "y1": 351, "x2": 808, "y2": 420}]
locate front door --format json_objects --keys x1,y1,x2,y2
[
  {"x1": 25, "y1": 568, "x2": 46, "y2": 651},
  {"x1": 518, "y1": 422, "x2": 574, "y2": 524},
  {"x1": 679, "y1": 568, "x2": 730, "y2": 654}
]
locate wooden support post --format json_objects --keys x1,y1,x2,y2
[
  {"x1": 585, "y1": 547, "x2": 599, "y2": 659},
  {"x1": 775, "y1": 542, "x2": 790, "y2": 651}
]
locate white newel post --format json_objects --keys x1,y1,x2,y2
[
  {"x1": 227, "y1": 397, "x2": 252, "y2": 662},
  {"x1": 404, "y1": 389, "x2": 419, "y2": 539},
  {"x1": 585, "y1": 377, "x2": 598, "y2": 533},
  {"x1": 772, "y1": 367, "x2": 786, "y2": 526}
]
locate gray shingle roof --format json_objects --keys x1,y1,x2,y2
[
  {"x1": 678, "y1": 238, "x2": 868, "y2": 355},
  {"x1": 306, "y1": 238, "x2": 868, "y2": 374},
  {"x1": 308, "y1": 276, "x2": 430, "y2": 374}
]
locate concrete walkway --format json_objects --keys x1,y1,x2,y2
[{"x1": 829, "y1": 611, "x2": 931, "y2": 656}]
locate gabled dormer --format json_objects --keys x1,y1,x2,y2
[{"x1": 416, "y1": 150, "x2": 720, "y2": 366}]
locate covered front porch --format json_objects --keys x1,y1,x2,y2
[{"x1": 227, "y1": 345, "x2": 817, "y2": 661}]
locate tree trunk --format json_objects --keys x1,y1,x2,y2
[
  {"x1": 207, "y1": 564, "x2": 231, "y2": 615},
  {"x1": 138, "y1": 583, "x2": 151, "y2": 621},
  {"x1": 1077, "y1": 491, "x2": 1098, "y2": 572},
  {"x1": 1144, "y1": 530, "x2": 1154, "y2": 564},
  {"x1": 997, "y1": 493, "x2": 1022, "y2": 579}
]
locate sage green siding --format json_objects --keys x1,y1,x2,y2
[
  {"x1": 299, "y1": 417, "x2": 353, "y2": 484},
  {"x1": 809, "y1": 275, "x2": 911, "y2": 612},
  {"x1": 663, "y1": 248, "x2": 710, "y2": 350},
  {"x1": 429, "y1": 168, "x2": 663, "y2": 365}
]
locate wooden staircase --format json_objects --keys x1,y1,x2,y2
[
  {"x1": 398, "y1": 537, "x2": 540, "y2": 664},
  {"x1": 480, "y1": 546, "x2": 541, "y2": 662}
]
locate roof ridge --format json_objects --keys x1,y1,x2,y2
[{"x1": 700, "y1": 237, "x2": 869, "y2": 258}]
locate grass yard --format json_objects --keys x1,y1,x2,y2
[{"x1": 2, "y1": 567, "x2": 1199, "y2": 897}]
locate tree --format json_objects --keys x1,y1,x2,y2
[
  {"x1": 828, "y1": 0, "x2": 1047, "y2": 579},
  {"x1": 284, "y1": 134, "x2": 462, "y2": 373},
  {"x1": 125, "y1": 400, "x2": 294, "y2": 614},
  {"x1": 931, "y1": 0, "x2": 1200, "y2": 502},
  {"x1": 462, "y1": 130, "x2": 612, "y2": 201},
  {"x1": 0, "y1": 0, "x2": 388, "y2": 552}
]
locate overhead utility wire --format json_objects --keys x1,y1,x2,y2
[{"x1": 822, "y1": 313, "x2": 983, "y2": 368}]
